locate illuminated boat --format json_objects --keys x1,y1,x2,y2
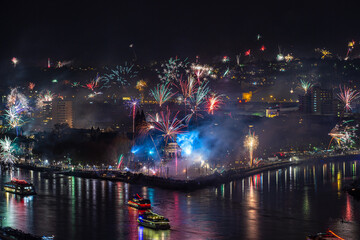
[
  {"x1": 137, "y1": 211, "x2": 170, "y2": 230},
  {"x1": 306, "y1": 229, "x2": 344, "y2": 240},
  {"x1": 3, "y1": 178, "x2": 36, "y2": 195},
  {"x1": 128, "y1": 194, "x2": 151, "y2": 209}
]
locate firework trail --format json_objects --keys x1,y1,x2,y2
[
  {"x1": 36, "y1": 90, "x2": 55, "y2": 109},
  {"x1": 244, "y1": 130, "x2": 259, "y2": 167},
  {"x1": 28, "y1": 82, "x2": 35, "y2": 91},
  {"x1": 117, "y1": 154, "x2": 124, "y2": 169},
  {"x1": 337, "y1": 85, "x2": 360, "y2": 112},
  {"x1": 102, "y1": 62, "x2": 138, "y2": 88},
  {"x1": 125, "y1": 98, "x2": 140, "y2": 133},
  {"x1": 206, "y1": 93, "x2": 224, "y2": 114},
  {"x1": 150, "y1": 83, "x2": 177, "y2": 107},
  {"x1": 298, "y1": 80, "x2": 313, "y2": 94},
  {"x1": 149, "y1": 108, "x2": 187, "y2": 143},
  {"x1": 176, "y1": 76, "x2": 197, "y2": 109},
  {"x1": 157, "y1": 57, "x2": 189, "y2": 83},
  {"x1": 345, "y1": 40, "x2": 355, "y2": 60},
  {"x1": 0, "y1": 136, "x2": 16, "y2": 164}
]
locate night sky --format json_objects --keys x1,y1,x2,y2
[{"x1": 1, "y1": 1, "x2": 359, "y2": 65}]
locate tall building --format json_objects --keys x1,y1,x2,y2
[
  {"x1": 311, "y1": 86, "x2": 333, "y2": 115},
  {"x1": 52, "y1": 100, "x2": 73, "y2": 128},
  {"x1": 299, "y1": 86, "x2": 336, "y2": 115},
  {"x1": 41, "y1": 101, "x2": 53, "y2": 129}
]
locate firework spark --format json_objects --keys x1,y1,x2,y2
[
  {"x1": 150, "y1": 83, "x2": 177, "y2": 107},
  {"x1": 337, "y1": 85, "x2": 360, "y2": 112},
  {"x1": 244, "y1": 130, "x2": 259, "y2": 167}
]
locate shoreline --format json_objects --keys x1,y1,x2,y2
[{"x1": 13, "y1": 153, "x2": 360, "y2": 191}]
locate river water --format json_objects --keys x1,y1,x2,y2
[{"x1": 1, "y1": 159, "x2": 360, "y2": 240}]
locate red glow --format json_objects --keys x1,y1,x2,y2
[
  {"x1": 11, "y1": 178, "x2": 29, "y2": 185},
  {"x1": 245, "y1": 49, "x2": 251, "y2": 56},
  {"x1": 260, "y1": 45, "x2": 266, "y2": 51}
]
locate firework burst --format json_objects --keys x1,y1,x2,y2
[
  {"x1": 206, "y1": 93, "x2": 224, "y2": 114},
  {"x1": 83, "y1": 75, "x2": 101, "y2": 91},
  {"x1": 149, "y1": 108, "x2": 187, "y2": 143},
  {"x1": 191, "y1": 64, "x2": 212, "y2": 83},
  {"x1": 337, "y1": 85, "x2": 360, "y2": 112},
  {"x1": 315, "y1": 48, "x2": 332, "y2": 59},
  {"x1": 298, "y1": 80, "x2": 313, "y2": 94},
  {"x1": 11, "y1": 57, "x2": 19, "y2": 67},
  {"x1": 0, "y1": 136, "x2": 16, "y2": 164},
  {"x1": 7, "y1": 88, "x2": 29, "y2": 110},
  {"x1": 102, "y1": 62, "x2": 138, "y2": 88},
  {"x1": 157, "y1": 57, "x2": 189, "y2": 83},
  {"x1": 150, "y1": 83, "x2": 177, "y2": 107},
  {"x1": 28, "y1": 82, "x2": 35, "y2": 91},
  {"x1": 36, "y1": 90, "x2": 55, "y2": 109},
  {"x1": 244, "y1": 131, "x2": 259, "y2": 167},
  {"x1": 135, "y1": 80, "x2": 147, "y2": 92}
]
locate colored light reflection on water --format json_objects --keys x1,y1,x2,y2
[{"x1": 0, "y1": 159, "x2": 359, "y2": 239}]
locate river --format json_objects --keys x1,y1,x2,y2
[{"x1": 1, "y1": 158, "x2": 360, "y2": 240}]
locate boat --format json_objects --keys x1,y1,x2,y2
[
  {"x1": 137, "y1": 211, "x2": 170, "y2": 230},
  {"x1": 3, "y1": 178, "x2": 36, "y2": 195},
  {"x1": 128, "y1": 194, "x2": 151, "y2": 209},
  {"x1": 306, "y1": 230, "x2": 344, "y2": 240}
]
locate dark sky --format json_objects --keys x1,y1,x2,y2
[{"x1": 1, "y1": 0, "x2": 359, "y2": 65}]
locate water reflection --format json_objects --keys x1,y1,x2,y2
[{"x1": 0, "y1": 159, "x2": 359, "y2": 239}]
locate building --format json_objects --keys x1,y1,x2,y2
[
  {"x1": 41, "y1": 101, "x2": 53, "y2": 129},
  {"x1": 311, "y1": 86, "x2": 333, "y2": 115},
  {"x1": 299, "y1": 86, "x2": 336, "y2": 115},
  {"x1": 266, "y1": 107, "x2": 280, "y2": 118},
  {"x1": 52, "y1": 100, "x2": 73, "y2": 128}
]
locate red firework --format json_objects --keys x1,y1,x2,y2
[{"x1": 206, "y1": 93, "x2": 224, "y2": 114}]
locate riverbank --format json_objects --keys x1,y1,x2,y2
[
  {"x1": 0, "y1": 227, "x2": 48, "y2": 240},
  {"x1": 14, "y1": 153, "x2": 360, "y2": 191}
]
